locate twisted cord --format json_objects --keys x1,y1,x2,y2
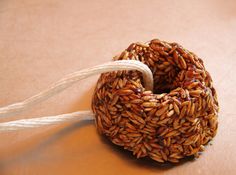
[
  {"x1": 0, "y1": 60, "x2": 153, "y2": 131},
  {"x1": 0, "y1": 111, "x2": 94, "y2": 131}
]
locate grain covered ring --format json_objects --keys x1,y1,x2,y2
[{"x1": 92, "y1": 39, "x2": 219, "y2": 163}]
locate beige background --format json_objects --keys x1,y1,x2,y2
[{"x1": 0, "y1": 0, "x2": 236, "y2": 174}]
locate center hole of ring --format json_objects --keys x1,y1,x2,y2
[
  {"x1": 151, "y1": 61, "x2": 180, "y2": 94},
  {"x1": 116, "y1": 40, "x2": 183, "y2": 94}
]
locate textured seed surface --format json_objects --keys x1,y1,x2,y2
[{"x1": 92, "y1": 39, "x2": 219, "y2": 163}]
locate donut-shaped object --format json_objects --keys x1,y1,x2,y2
[{"x1": 92, "y1": 39, "x2": 219, "y2": 163}]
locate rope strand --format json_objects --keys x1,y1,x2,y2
[
  {"x1": 0, "y1": 60, "x2": 154, "y2": 131},
  {"x1": 0, "y1": 111, "x2": 94, "y2": 131},
  {"x1": 0, "y1": 60, "x2": 153, "y2": 119}
]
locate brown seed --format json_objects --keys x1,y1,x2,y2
[
  {"x1": 159, "y1": 127, "x2": 170, "y2": 136},
  {"x1": 141, "y1": 145, "x2": 147, "y2": 154},
  {"x1": 179, "y1": 56, "x2": 187, "y2": 69},
  {"x1": 117, "y1": 89, "x2": 133, "y2": 95},
  {"x1": 155, "y1": 105, "x2": 169, "y2": 116},
  {"x1": 167, "y1": 110, "x2": 175, "y2": 117},
  {"x1": 157, "y1": 118, "x2": 170, "y2": 125},
  {"x1": 126, "y1": 122, "x2": 137, "y2": 130},
  {"x1": 150, "y1": 143, "x2": 162, "y2": 149},
  {"x1": 160, "y1": 150, "x2": 168, "y2": 161},
  {"x1": 142, "y1": 102, "x2": 158, "y2": 107},
  {"x1": 130, "y1": 99, "x2": 143, "y2": 104},
  {"x1": 111, "y1": 95, "x2": 119, "y2": 106},
  {"x1": 127, "y1": 133, "x2": 142, "y2": 138},
  {"x1": 173, "y1": 118, "x2": 180, "y2": 129},
  {"x1": 189, "y1": 90, "x2": 203, "y2": 97},
  {"x1": 134, "y1": 115, "x2": 145, "y2": 124},
  {"x1": 183, "y1": 135, "x2": 198, "y2": 145},
  {"x1": 149, "y1": 153, "x2": 164, "y2": 163},
  {"x1": 165, "y1": 130, "x2": 179, "y2": 137},
  {"x1": 143, "y1": 142, "x2": 152, "y2": 151},
  {"x1": 173, "y1": 102, "x2": 180, "y2": 115},
  {"x1": 187, "y1": 82, "x2": 199, "y2": 89},
  {"x1": 168, "y1": 158, "x2": 179, "y2": 163},
  {"x1": 179, "y1": 105, "x2": 187, "y2": 118}
]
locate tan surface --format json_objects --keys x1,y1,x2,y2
[{"x1": 0, "y1": 0, "x2": 236, "y2": 174}]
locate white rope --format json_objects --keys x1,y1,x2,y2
[
  {"x1": 0, "y1": 60, "x2": 153, "y2": 119},
  {"x1": 0, "y1": 60, "x2": 153, "y2": 131},
  {"x1": 0, "y1": 111, "x2": 94, "y2": 131}
]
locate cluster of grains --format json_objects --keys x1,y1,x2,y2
[{"x1": 92, "y1": 39, "x2": 219, "y2": 163}]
